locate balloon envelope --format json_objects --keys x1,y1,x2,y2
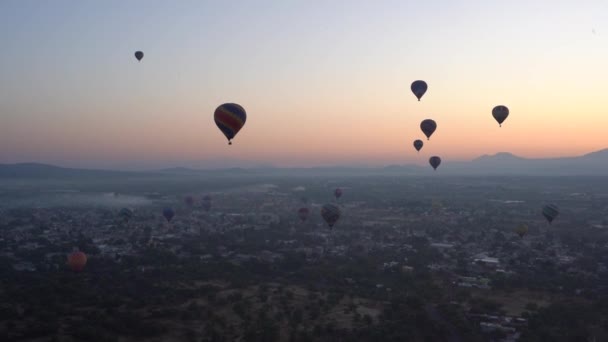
[
  {"x1": 515, "y1": 224, "x2": 528, "y2": 238},
  {"x1": 542, "y1": 204, "x2": 559, "y2": 224},
  {"x1": 411, "y1": 80, "x2": 428, "y2": 101},
  {"x1": 413, "y1": 139, "x2": 423, "y2": 152},
  {"x1": 201, "y1": 196, "x2": 212, "y2": 212},
  {"x1": 184, "y1": 196, "x2": 194, "y2": 207},
  {"x1": 214, "y1": 103, "x2": 247, "y2": 144},
  {"x1": 134, "y1": 51, "x2": 144, "y2": 61},
  {"x1": 492, "y1": 105, "x2": 509, "y2": 127},
  {"x1": 420, "y1": 119, "x2": 437, "y2": 140},
  {"x1": 67, "y1": 251, "x2": 87, "y2": 272},
  {"x1": 298, "y1": 207, "x2": 310, "y2": 222},
  {"x1": 119, "y1": 208, "x2": 133, "y2": 223},
  {"x1": 321, "y1": 204, "x2": 341, "y2": 229},
  {"x1": 429, "y1": 156, "x2": 441, "y2": 170},
  {"x1": 163, "y1": 208, "x2": 175, "y2": 223},
  {"x1": 334, "y1": 188, "x2": 343, "y2": 199}
]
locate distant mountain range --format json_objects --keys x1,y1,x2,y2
[{"x1": 1, "y1": 149, "x2": 607, "y2": 178}]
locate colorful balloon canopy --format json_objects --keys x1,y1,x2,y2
[
  {"x1": 411, "y1": 80, "x2": 428, "y2": 101},
  {"x1": 429, "y1": 156, "x2": 442, "y2": 170},
  {"x1": 492, "y1": 105, "x2": 509, "y2": 127},
  {"x1": 298, "y1": 207, "x2": 310, "y2": 222},
  {"x1": 413, "y1": 139, "x2": 423, "y2": 152},
  {"x1": 542, "y1": 204, "x2": 559, "y2": 224},
  {"x1": 321, "y1": 204, "x2": 341, "y2": 229},
  {"x1": 334, "y1": 188, "x2": 343, "y2": 200},
  {"x1": 420, "y1": 119, "x2": 437, "y2": 140},
  {"x1": 67, "y1": 250, "x2": 87, "y2": 272},
  {"x1": 134, "y1": 51, "x2": 144, "y2": 61},
  {"x1": 201, "y1": 195, "x2": 211, "y2": 212},
  {"x1": 163, "y1": 207, "x2": 175, "y2": 223},
  {"x1": 214, "y1": 103, "x2": 247, "y2": 145},
  {"x1": 515, "y1": 224, "x2": 529, "y2": 238}
]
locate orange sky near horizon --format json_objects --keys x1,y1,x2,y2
[{"x1": 1, "y1": 1, "x2": 607, "y2": 169}]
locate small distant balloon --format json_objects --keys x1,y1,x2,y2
[
  {"x1": 321, "y1": 203, "x2": 341, "y2": 229},
  {"x1": 298, "y1": 207, "x2": 310, "y2": 222},
  {"x1": 420, "y1": 119, "x2": 437, "y2": 140},
  {"x1": 515, "y1": 224, "x2": 528, "y2": 239},
  {"x1": 163, "y1": 208, "x2": 175, "y2": 223},
  {"x1": 411, "y1": 80, "x2": 428, "y2": 101},
  {"x1": 67, "y1": 250, "x2": 87, "y2": 272},
  {"x1": 118, "y1": 208, "x2": 133, "y2": 223},
  {"x1": 201, "y1": 195, "x2": 212, "y2": 212},
  {"x1": 134, "y1": 51, "x2": 144, "y2": 62},
  {"x1": 214, "y1": 103, "x2": 247, "y2": 145},
  {"x1": 542, "y1": 204, "x2": 559, "y2": 224},
  {"x1": 413, "y1": 139, "x2": 423, "y2": 152},
  {"x1": 334, "y1": 188, "x2": 343, "y2": 200},
  {"x1": 184, "y1": 196, "x2": 194, "y2": 207},
  {"x1": 429, "y1": 156, "x2": 441, "y2": 170},
  {"x1": 492, "y1": 105, "x2": 509, "y2": 127}
]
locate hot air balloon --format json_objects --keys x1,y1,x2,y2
[
  {"x1": 298, "y1": 207, "x2": 310, "y2": 222},
  {"x1": 413, "y1": 139, "x2": 423, "y2": 152},
  {"x1": 134, "y1": 51, "x2": 144, "y2": 62},
  {"x1": 201, "y1": 195, "x2": 211, "y2": 212},
  {"x1": 184, "y1": 196, "x2": 194, "y2": 207},
  {"x1": 542, "y1": 204, "x2": 559, "y2": 224},
  {"x1": 118, "y1": 208, "x2": 133, "y2": 223},
  {"x1": 163, "y1": 208, "x2": 175, "y2": 223},
  {"x1": 429, "y1": 156, "x2": 441, "y2": 170},
  {"x1": 515, "y1": 224, "x2": 529, "y2": 238},
  {"x1": 321, "y1": 204, "x2": 341, "y2": 229},
  {"x1": 67, "y1": 250, "x2": 87, "y2": 272},
  {"x1": 214, "y1": 103, "x2": 247, "y2": 145},
  {"x1": 411, "y1": 80, "x2": 428, "y2": 101},
  {"x1": 420, "y1": 119, "x2": 437, "y2": 140},
  {"x1": 492, "y1": 105, "x2": 509, "y2": 127},
  {"x1": 334, "y1": 188, "x2": 343, "y2": 200}
]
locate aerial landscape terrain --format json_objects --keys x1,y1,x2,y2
[{"x1": 2, "y1": 158, "x2": 608, "y2": 341}]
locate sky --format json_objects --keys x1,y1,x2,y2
[{"x1": 1, "y1": 0, "x2": 607, "y2": 169}]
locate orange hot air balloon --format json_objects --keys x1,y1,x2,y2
[{"x1": 67, "y1": 250, "x2": 87, "y2": 272}]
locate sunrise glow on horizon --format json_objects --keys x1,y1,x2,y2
[{"x1": 1, "y1": 1, "x2": 607, "y2": 169}]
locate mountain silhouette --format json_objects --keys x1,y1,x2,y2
[{"x1": 1, "y1": 149, "x2": 607, "y2": 178}]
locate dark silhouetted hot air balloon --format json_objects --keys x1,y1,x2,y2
[
  {"x1": 515, "y1": 224, "x2": 528, "y2": 238},
  {"x1": 184, "y1": 196, "x2": 194, "y2": 207},
  {"x1": 201, "y1": 195, "x2": 211, "y2": 212},
  {"x1": 429, "y1": 156, "x2": 441, "y2": 170},
  {"x1": 214, "y1": 103, "x2": 247, "y2": 145},
  {"x1": 542, "y1": 204, "x2": 559, "y2": 224},
  {"x1": 492, "y1": 105, "x2": 509, "y2": 127},
  {"x1": 118, "y1": 208, "x2": 133, "y2": 223},
  {"x1": 298, "y1": 207, "x2": 310, "y2": 222},
  {"x1": 420, "y1": 119, "x2": 437, "y2": 140},
  {"x1": 334, "y1": 188, "x2": 343, "y2": 200},
  {"x1": 321, "y1": 204, "x2": 341, "y2": 229},
  {"x1": 135, "y1": 51, "x2": 144, "y2": 62},
  {"x1": 163, "y1": 208, "x2": 175, "y2": 223},
  {"x1": 67, "y1": 250, "x2": 87, "y2": 272},
  {"x1": 413, "y1": 139, "x2": 423, "y2": 152},
  {"x1": 411, "y1": 80, "x2": 428, "y2": 101}
]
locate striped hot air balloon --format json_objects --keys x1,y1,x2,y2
[{"x1": 214, "y1": 103, "x2": 247, "y2": 145}]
